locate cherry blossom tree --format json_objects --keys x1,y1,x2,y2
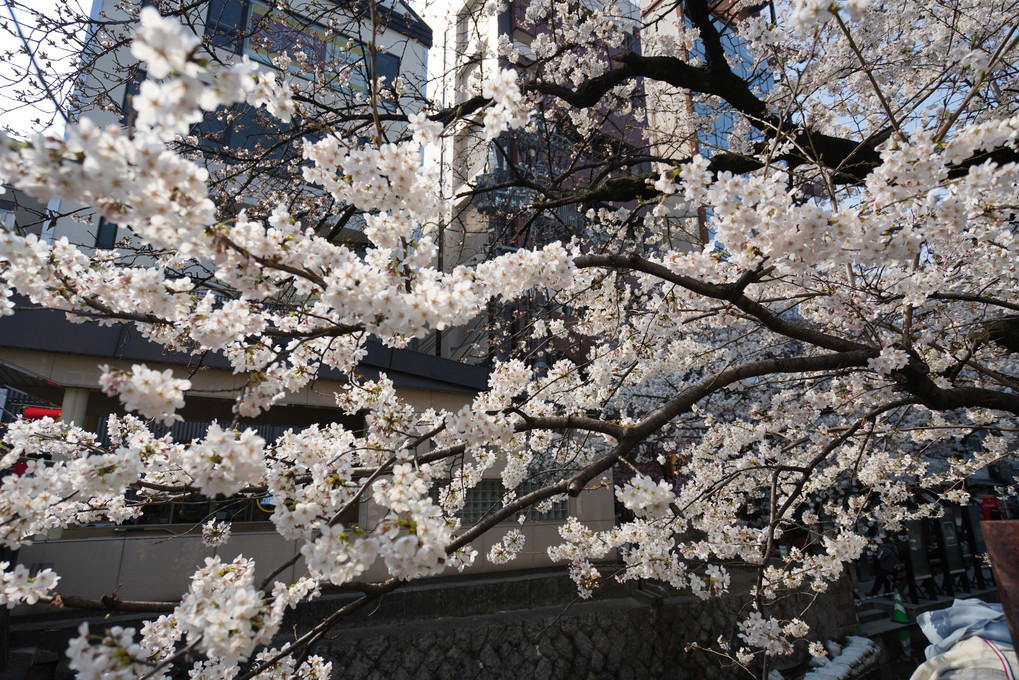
[{"x1": 2, "y1": 0, "x2": 1019, "y2": 677}]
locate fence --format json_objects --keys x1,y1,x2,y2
[{"x1": 893, "y1": 504, "x2": 997, "y2": 604}]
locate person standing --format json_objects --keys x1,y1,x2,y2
[{"x1": 868, "y1": 539, "x2": 902, "y2": 596}]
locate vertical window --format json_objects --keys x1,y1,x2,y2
[
  {"x1": 206, "y1": 0, "x2": 249, "y2": 53},
  {"x1": 511, "y1": 0, "x2": 531, "y2": 34},
  {"x1": 455, "y1": 4, "x2": 478, "y2": 55},
  {"x1": 0, "y1": 199, "x2": 15, "y2": 232},
  {"x1": 120, "y1": 71, "x2": 144, "y2": 125},
  {"x1": 95, "y1": 218, "x2": 117, "y2": 249},
  {"x1": 226, "y1": 102, "x2": 261, "y2": 153},
  {"x1": 373, "y1": 51, "x2": 400, "y2": 85}
]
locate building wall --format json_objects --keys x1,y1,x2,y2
[
  {"x1": 16, "y1": 486, "x2": 613, "y2": 604},
  {"x1": 47, "y1": 0, "x2": 430, "y2": 248},
  {"x1": 3, "y1": 320, "x2": 616, "y2": 606},
  {"x1": 3, "y1": 0, "x2": 619, "y2": 612},
  {"x1": 639, "y1": 0, "x2": 699, "y2": 163}
]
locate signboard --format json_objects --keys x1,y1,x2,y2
[
  {"x1": 907, "y1": 520, "x2": 931, "y2": 581},
  {"x1": 939, "y1": 515, "x2": 966, "y2": 575},
  {"x1": 968, "y1": 504, "x2": 987, "y2": 555},
  {"x1": 982, "y1": 496, "x2": 1003, "y2": 520},
  {"x1": 23, "y1": 407, "x2": 61, "y2": 420},
  {"x1": 255, "y1": 494, "x2": 276, "y2": 514}
]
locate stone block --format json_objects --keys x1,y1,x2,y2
[{"x1": 533, "y1": 656, "x2": 553, "y2": 680}]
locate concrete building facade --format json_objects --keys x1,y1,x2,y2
[{"x1": 1, "y1": 0, "x2": 617, "y2": 606}]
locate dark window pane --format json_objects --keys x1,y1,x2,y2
[
  {"x1": 227, "y1": 102, "x2": 259, "y2": 152},
  {"x1": 374, "y1": 51, "x2": 400, "y2": 85},
  {"x1": 96, "y1": 218, "x2": 117, "y2": 249},
  {"x1": 121, "y1": 70, "x2": 144, "y2": 124},
  {"x1": 229, "y1": 102, "x2": 272, "y2": 156},
  {"x1": 228, "y1": 102, "x2": 293, "y2": 163},
  {"x1": 192, "y1": 106, "x2": 231, "y2": 154},
  {"x1": 172, "y1": 501, "x2": 210, "y2": 525},
  {"x1": 207, "y1": 0, "x2": 248, "y2": 53}
]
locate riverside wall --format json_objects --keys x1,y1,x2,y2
[{"x1": 295, "y1": 568, "x2": 856, "y2": 680}]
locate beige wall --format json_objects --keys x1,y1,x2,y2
[
  {"x1": 17, "y1": 482, "x2": 614, "y2": 608},
  {"x1": 0, "y1": 348, "x2": 479, "y2": 411},
  {"x1": 16, "y1": 530, "x2": 301, "y2": 606},
  {"x1": 5, "y1": 346, "x2": 616, "y2": 607}
]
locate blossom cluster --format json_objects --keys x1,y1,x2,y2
[
  {"x1": 480, "y1": 69, "x2": 530, "y2": 139},
  {"x1": 174, "y1": 556, "x2": 281, "y2": 663},
  {"x1": 201, "y1": 519, "x2": 232, "y2": 547},
  {"x1": 0, "y1": 0, "x2": 1017, "y2": 674},
  {"x1": 615, "y1": 474, "x2": 676, "y2": 518},
  {"x1": 790, "y1": 0, "x2": 872, "y2": 30},
  {"x1": 182, "y1": 424, "x2": 267, "y2": 497},
  {"x1": 487, "y1": 528, "x2": 526, "y2": 564},
  {"x1": 0, "y1": 417, "x2": 141, "y2": 548},
  {"x1": 67, "y1": 624, "x2": 150, "y2": 680},
  {"x1": 0, "y1": 562, "x2": 59, "y2": 608},
  {"x1": 737, "y1": 612, "x2": 809, "y2": 657},
  {"x1": 99, "y1": 364, "x2": 191, "y2": 426}
]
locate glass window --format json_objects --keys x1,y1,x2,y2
[
  {"x1": 121, "y1": 70, "x2": 144, "y2": 124},
  {"x1": 227, "y1": 102, "x2": 293, "y2": 162},
  {"x1": 204, "y1": 0, "x2": 397, "y2": 99},
  {"x1": 0, "y1": 199, "x2": 15, "y2": 232},
  {"x1": 192, "y1": 106, "x2": 230, "y2": 153},
  {"x1": 373, "y1": 51, "x2": 400, "y2": 85},
  {"x1": 227, "y1": 102, "x2": 266, "y2": 153},
  {"x1": 206, "y1": 0, "x2": 249, "y2": 53},
  {"x1": 95, "y1": 218, "x2": 118, "y2": 249},
  {"x1": 246, "y1": 0, "x2": 334, "y2": 79},
  {"x1": 444, "y1": 479, "x2": 569, "y2": 525}
]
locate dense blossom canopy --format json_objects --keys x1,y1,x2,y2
[{"x1": 2, "y1": 0, "x2": 1019, "y2": 676}]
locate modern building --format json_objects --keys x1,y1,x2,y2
[
  {"x1": 1, "y1": 0, "x2": 616, "y2": 606},
  {"x1": 420, "y1": 0, "x2": 644, "y2": 363},
  {"x1": 639, "y1": 0, "x2": 771, "y2": 245}
]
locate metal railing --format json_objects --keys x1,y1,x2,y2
[{"x1": 892, "y1": 504, "x2": 995, "y2": 604}]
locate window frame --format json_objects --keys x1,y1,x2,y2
[{"x1": 205, "y1": 0, "x2": 402, "y2": 96}]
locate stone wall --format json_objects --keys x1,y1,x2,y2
[
  {"x1": 303, "y1": 571, "x2": 856, "y2": 680},
  {"x1": 15, "y1": 567, "x2": 855, "y2": 680}
]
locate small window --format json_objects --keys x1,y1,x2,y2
[
  {"x1": 373, "y1": 51, "x2": 400, "y2": 85},
  {"x1": 0, "y1": 199, "x2": 15, "y2": 232},
  {"x1": 95, "y1": 218, "x2": 118, "y2": 249},
  {"x1": 206, "y1": 0, "x2": 249, "y2": 53},
  {"x1": 443, "y1": 479, "x2": 569, "y2": 525}
]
